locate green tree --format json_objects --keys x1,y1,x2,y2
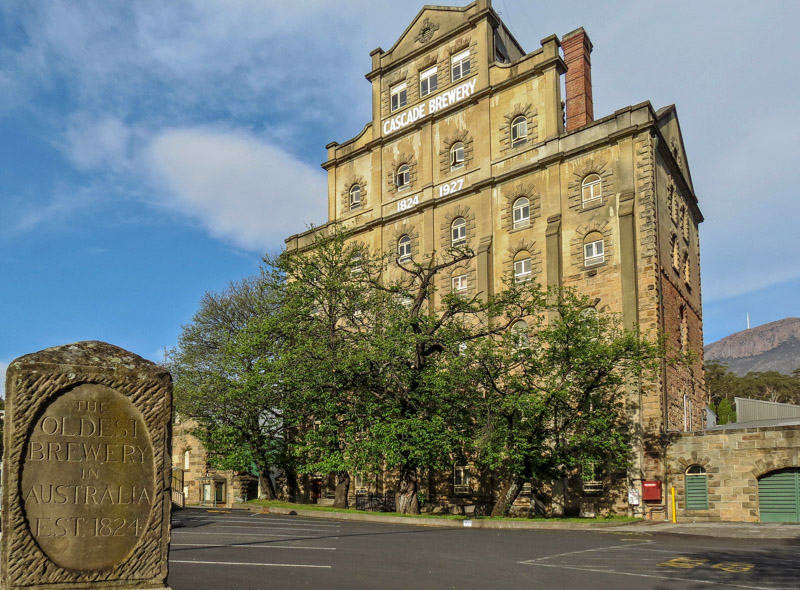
[
  {"x1": 473, "y1": 286, "x2": 658, "y2": 516},
  {"x1": 167, "y1": 276, "x2": 288, "y2": 499},
  {"x1": 271, "y1": 225, "x2": 382, "y2": 508},
  {"x1": 356, "y1": 247, "x2": 520, "y2": 514}
]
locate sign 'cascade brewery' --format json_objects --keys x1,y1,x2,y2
[
  {"x1": 383, "y1": 77, "x2": 478, "y2": 135},
  {"x1": 2, "y1": 341, "x2": 173, "y2": 590}
]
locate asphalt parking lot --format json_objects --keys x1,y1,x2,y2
[{"x1": 168, "y1": 508, "x2": 800, "y2": 590}]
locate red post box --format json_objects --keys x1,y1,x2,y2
[{"x1": 642, "y1": 480, "x2": 662, "y2": 501}]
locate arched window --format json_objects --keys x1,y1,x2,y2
[
  {"x1": 451, "y1": 217, "x2": 467, "y2": 245},
  {"x1": 583, "y1": 231, "x2": 604, "y2": 266},
  {"x1": 183, "y1": 450, "x2": 191, "y2": 470},
  {"x1": 398, "y1": 235, "x2": 412, "y2": 261},
  {"x1": 511, "y1": 116, "x2": 527, "y2": 146},
  {"x1": 685, "y1": 465, "x2": 708, "y2": 510},
  {"x1": 349, "y1": 184, "x2": 361, "y2": 210},
  {"x1": 511, "y1": 320, "x2": 529, "y2": 348},
  {"x1": 450, "y1": 142, "x2": 465, "y2": 169},
  {"x1": 683, "y1": 252, "x2": 691, "y2": 285},
  {"x1": 679, "y1": 305, "x2": 688, "y2": 352},
  {"x1": 582, "y1": 174, "x2": 602, "y2": 205},
  {"x1": 672, "y1": 235, "x2": 680, "y2": 269},
  {"x1": 513, "y1": 253, "x2": 531, "y2": 283},
  {"x1": 396, "y1": 164, "x2": 410, "y2": 190},
  {"x1": 512, "y1": 197, "x2": 530, "y2": 229}
]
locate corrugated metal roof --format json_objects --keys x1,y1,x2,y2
[{"x1": 736, "y1": 397, "x2": 800, "y2": 423}]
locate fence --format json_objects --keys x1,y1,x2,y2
[{"x1": 355, "y1": 492, "x2": 396, "y2": 512}]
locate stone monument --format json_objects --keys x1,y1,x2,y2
[{"x1": 2, "y1": 341, "x2": 172, "y2": 589}]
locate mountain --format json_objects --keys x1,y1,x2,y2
[{"x1": 704, "y1": 317, "x2": 800, "y2": 376}]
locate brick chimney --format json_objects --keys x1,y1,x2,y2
[{"x1": 562, "y1": 27, "x2": 594, "y2": 132}]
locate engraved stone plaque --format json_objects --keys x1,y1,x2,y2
[
  {"x1": 2, "y1": 341, "x2": 172, "y2": 590},
  {"x1": 21, "y1": 383, "x2": 155, "y2": 571}
]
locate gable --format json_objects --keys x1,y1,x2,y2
[{"x1": 656, "y1": 106, "x2": 695, "y2": 194}]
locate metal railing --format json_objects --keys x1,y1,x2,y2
[{"x1": 355, "y1": 493, "x2": 396, "y2": 512}]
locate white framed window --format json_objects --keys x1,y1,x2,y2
[
  {"x1": 511, "y1": 115, "x2": 527, "y2": 146},
  {"x1": 354, "y1": 472, "x2": 367, "y2": 494},
  {"x1": 582, "y1": 174, "x2": 602, "y2": 205},
  {"x1": 584, "y1": 239, "x2": 604, "y2": 266},
  {"x1": 396, "y1": 164, "x2": 410, "y2": 190},
  {"x1": 514, "y1": 257, "x2": 531, "y2": 283},
  {"x1": 390, "y1": 82, "x2": 407, "y2": 113},
  {"x1": 183, "y1": 450, "x2": 191, "y2": 470},
  {"x1": 451, "y1": 50, "x2": 470, "y2": 82},
  {"x1": 582, "y1": 459, "x2": 603, "y2": 494},
  {"x1": 454, "y1": 464, "x2": 469, "y2": 494},
  {"x1": 419, "y1": 66, "x2": 438, "y2": 97},
  {"x1": 512, "y1": 197, "x2": 530, "y2": 229},
  {"x1": 450, "y1": 141, "x2": 465, "y2": 169},
  {"x1": 451, "y1": 217, "x2": 466, "y2": 245},
  {"x1": 350, "y1": 252, "x2": 363, "y2": 276},
  {"x1": 349, "y1": 184, "x2": 361, "y2": 210},
  {"x1": 398, "y1": 235, "x2": 412, "y2": 261},
  {"x1": 511, "y1": 320, "x2": 529, "y2": 348},
  {"x1": 451, "y1": 274, "x2": 467, "y2": 294}
]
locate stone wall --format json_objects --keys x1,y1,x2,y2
[{"x1": 667, "y1": 425, "x2": 800, "y2": 522}]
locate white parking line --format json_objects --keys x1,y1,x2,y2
[
  {"x1": 170, "y1": 559, "x2": 330, "y2": 569},
  {"x1": 172, "y1": 543, "x2": 336, "y2": 550},
  {"x1": 173, "y1": 531, "x2": 327, "y2": 539},
  {"x1": 179, "y1": 517, "x2": 341, "y2": 528},
  {"x1": 189, "y1": 524, "x2": 338, "y2": 533}
]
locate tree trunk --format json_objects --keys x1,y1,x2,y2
[
  {"x1": 284, "y1": 465, "x2": 299, "y2": 503},
  {"x1": 491, "y1": 474, "x2": 523, "y2": 517},
  {"x1": 333, "y1": 471, "x2": 350, "y2": 509},
  {"x1": 395, "y1": 466, "x2": 419, "y2": 514},
  {"x1": 258, "y1": 469, "x2": 276, "y2": 500}
]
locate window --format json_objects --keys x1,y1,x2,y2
[
  {"x1": 685, "y1": 465, "x2": 708, "y2": 510},
  {"x1": 419, "y1": 66, "x2": 438, "y2": 97},
  {"x1": 582, "y1": 459, "x2": 603, "y2": 494},
  {"x1": 582, "y1": 173, "x2": 602, "y2": 205},
  {"x1": 511, "y1": 320, "x2": 529, "y2": 348},
  {"x1": 450, "y1": 141, "x2": 465, "y2": 169},
  {"x1": 683, "y1": 253, "x2": 691, "y2": 285},
  {"x1": 583, "y1": 235, "x2": 604, "y2": 266},
  {"x1": 671, "y1": 235, "x2": 679, "y2": 269},
  {"x1": 398, "y1": 235, "x2": 412, "y2": 261},
  {"x1": 511, "y1": 115, "x2": 527, "y2": 147},
  {"x1": 514, "y1": 256, "x2": 531, "y2": 283},
  {"x1": 454, "y1": 464, "x2": 469, "y2": 494},
  {"x1": 682, "y1": 208, "x2": 690, "y2": 241},
  {"x1": 396, "y1": 164, "x2": 410, "y2": 190},
  {"x1": 350, "y1": 252, "x2": 362, "y2": 276},
  {"x1": 512, "y1": 197, "x2": 530, "y2": 229},
  {"x1": 451, "y1": 50, "x2": 470, "y2": 82},
  {"x1": 451, "y1": 274, "x2": 467, "y2": 294},
  {"x1": 349, "y1": 184, "x2": 361, "y2": 210},
  {"x1": 451, "y1": 217, "x2": 466, "y2": 245},
  {"x1": 679, "y1": 305, "x2": 688, "y2": 352},
  {"x1": 183, "y1": 450, "x2": 191, "y2": 470},
  {"x1": 390, "y1": 82, "x2": 407, "y2": 112},
  {"x1": 354, "y1": 472, "x2": 367, "y2": 494}
]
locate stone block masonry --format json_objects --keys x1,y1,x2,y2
[{"x1": 2, "y1": 341, "x2": 173, "y2": 590}]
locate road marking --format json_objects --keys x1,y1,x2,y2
[
  {"x1": 522, "y1": 562, "x2": 778, "y2": 590},
  {"x1": 172, "y1": 531, "x2": 326, "y2": 539},
  {"x1": 712, "y1": 562, "x2": 755, "y2": 573},
  {"x1": 170, "y1": 559, "x2": 330, "y2": 569},
  {"x1": 180, "y1": 517, "x2": 340, "y2": 528},
  {"x1": 192, "y1": 525, "x2": 340, "y2": 533},
  {"x1": 659, "y1": 557, "x2": 709, "y2": 569},
  {"x1": 171, "y1": 543, "x2": 336, "y2": 550}
]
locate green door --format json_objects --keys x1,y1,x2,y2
[{"x1": 758, "y1": 468, "x2": 800, "y2": 523}]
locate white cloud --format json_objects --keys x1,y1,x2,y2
[
  {"x1": 11, "y1": 185, "x2": 102, "y2": 234},
  {"x1": 62, "y1": 114, "x2": 134, "y2": 172},
  {"x1": 146, "y1": 126, "x2": 326, "y2": 251}
]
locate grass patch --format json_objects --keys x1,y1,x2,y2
[{"x1": 244, "y1": 499, "x2": 641, "y2": 523}]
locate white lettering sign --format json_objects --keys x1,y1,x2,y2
[
  {"x1": 396, "y1": 194, "x2": 420, "y2": 213},
  {"x1": 383, "y1": 78, "x2": 478, "y2": 136},
  {"x1": 438, "y1": 178, "x2": 464, "y2": 198}
]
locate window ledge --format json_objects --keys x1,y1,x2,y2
[{"x1": 581, "y1": 199, "x2": 604, "y2": 211}]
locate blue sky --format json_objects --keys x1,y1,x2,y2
[{"x1": 2, "y1": 0, "x2": 799, "y2": 395}]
